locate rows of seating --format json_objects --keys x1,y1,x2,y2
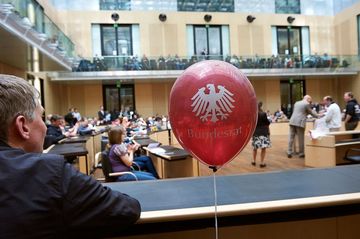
[{"x1": 74, "y1": 54, "x2": 349, "y2": 72}]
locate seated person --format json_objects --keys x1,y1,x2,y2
[
  {"x1": 120, "y1": 116, "x2": 137, "y2": 137},
  {"x1": 154, "y1": 116, "x2": 163, "y2": 130},
  {"x1": 45, "y1": 115, "x2": 67, "y2": 147},
  {"x1": 136, "y1": 117, "x2": 147, "y2": 128},
  {"x1": 64, "y1": 108, "x2": 76, "y2": 127},
  {"x1": 0, "y1": 75, "x2": 140, "y2": 237},
  {"x1": 45, "y1": 114, "x2": 52, "y2": 126},
  {"x1": 141, "y1": 54, "x2": 150, "y2": 70},
  {"x1": 107, "y1": 126, "x2": 159, "y2": 181},
  {"x1": 44, "y1": 115, "x2": 78, "y2": 149},
  {"x1": 266, "y1": 110, "x2": 274, "y2": 123},
  {"x1": 59, "y1": 118, "x2": 78, "y2": 137},
  {"x1": 77, "y1": 117, "x2": 95, "y2": 135},
  {"x1": 274, "y1": 109, "x2": 288, "y2": 122}
]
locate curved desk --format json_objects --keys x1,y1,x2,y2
[
  {"x1": 143, "y1": 145, "x2": 199, "y2": 178},
  {"x1": 305, "y1": 130, "x2": 360, "y2": 167},
  {"x1": 47, "y1": 143, "x2": 89, "y2": 174},
  {"x1": 105, "y1": 165, "x2": 360, "y2": 239}
]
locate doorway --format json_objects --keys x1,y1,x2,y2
[
  {"x1": 280, "y1": 79, "x2": 305, "y2": 117},
  {"x1": 103, "y1": 84, "x2": 135, "y2": 120},
  {"x1": 277, "y1": 26, "x2": 302, "y2": 57}
]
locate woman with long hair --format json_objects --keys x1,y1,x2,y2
[{"x1": 107, "y1": 126, "x2": 157, "y2": 181}]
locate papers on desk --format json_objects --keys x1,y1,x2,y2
[
  {"x1": 309, "y1": 117, "x2": 329, "y2": 140},
  {"x1": 148, "y1": 142, "x2": 161, "y2": 148},
  {"x1": 309, "y1": 129, "x2": 328, "y2": 140},
  {"x1": 149, "y1": 147, "x2": 166, "y2": 154},
  {"x1": 149, "y1": 147, "x2": 176, "y2": 156}
]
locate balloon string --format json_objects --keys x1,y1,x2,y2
[{"x1": 212, "y1": 167, "x2": 218, "y2": 239}]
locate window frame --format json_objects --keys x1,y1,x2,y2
[
  {"x1": 193, "y1": 25, "x2": 223, "y2": 57},
  {"x1": 100, "y1": 24, "x2": 133, "y2": 56},
  {"x1": 275, "y1": 0, "x2": 301, "y2": 14},
  {"x1": 102, "y1": 84, "x2": 136, "y2": 113},
  {"x1": 276, "y1": 26, "x2": 303, "y2": 57}
]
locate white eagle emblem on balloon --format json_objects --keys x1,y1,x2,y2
[{"x1": 191, "y1": 84, "x2": 235, "y2": 122}]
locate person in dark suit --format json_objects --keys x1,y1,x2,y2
[
  {"x1": 287, "y1": 95, "x2": 318, "y2": 158},
  {"x1": 98, "y1": 105, "x2": 106, "y2": 123},
  {"x1": 44, "y1": 114, "x2": 67, "y2": 149},
  {"x1": 46, "y1": 114, "x2": 66, "y2": 140},
  {"x1": 64, "y1": 107, "x2": 76, "y2": 127},
  {"x1": 0, "y1": 74, "x2": 140, "y2": 238}
]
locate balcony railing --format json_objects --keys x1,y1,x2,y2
[
  {"x1": 73, "y1": 54, "x2": 358, "y2": 72},
  {"x1": 0, "y1": 0, "x2": 76, "y2": 61}
]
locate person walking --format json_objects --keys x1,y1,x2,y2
[
  {"x1": 251, "y1": 102, "x2": 271, "y2": 168},
  {"x1": 287, "y1": 95, "x2": 318, "y2": 158}
]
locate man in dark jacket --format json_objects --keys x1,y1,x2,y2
[
  {"x1": 64, "y1": 107, "x2": 76, "y2": 127},
  {"x1": 343, "y1": 92, "x2": 359, "y2": 130},
  {"x1": 0, "y1": 74, "x2": 141, "y2": 238},
  {"x1": 45, "y1": 114, "x2": 66, "y2": 145}
]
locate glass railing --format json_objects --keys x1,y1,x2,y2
[
  {"x1": 42, "y1": 14, "x2": 76, "y2": 58},
  {"x1": 0, "y1": 0, "x2": 76, "y2": 60},
  {"x1": 99, "y1": 0, "x2": 131, "y2": 10},
  {"x1": 73, "y1": 54, "x2": 359, "y2": 72}
]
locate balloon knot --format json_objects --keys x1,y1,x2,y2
[{"x1": 209, "y1": 166, "x2": 218, "y2": 173}]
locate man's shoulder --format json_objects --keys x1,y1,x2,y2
[
  {"x1": 330, "y1": 103, "x2": 341, "y2": 110},
  {"x1": 294, "y1": 100, "x2": 305, "y2": 107},
  {"x1": 0, "y1": 148, "x2": 65, "y2": 169},
  {"x1": 47, "y1": 125, "x2": 59, "y2": 131},
  {"x1": 293, "y1": 100, "x2": 306, "y2": 111},
  {"x1": 347, "y1": 100, "x2": 357, "y2": 106}
]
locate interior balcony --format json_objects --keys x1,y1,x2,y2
[
  {"x1": 0, "y1": 2, "x2": 76, "y2": 71},
  {"x1": 47, "y1": 54, "x2": 359, "y2": 82}
]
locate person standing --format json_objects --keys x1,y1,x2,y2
[
  {"x1": 251, "y1": 102, "x2": 271, "y2": 168},
  {"x1": 322, "y1": 96, "x2": 342, "y2": 132},
  {"x1": 287, "y1": 95, "x2": 318, "y2": 158},
  {"x1": 98, "y1": 105, "x2": 106, "y2": 123},
  {"x1": 73, "y1": 107, "x2": 82, "y2": 122},
  {"x1": 0, "y1": 74, "x2": 140, "y2": 238},
  {"x1": 343, "y1": 92, "x2": 360, "y2": 130}
]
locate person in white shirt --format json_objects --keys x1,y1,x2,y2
[
  {"x1": 322, "y1": 96, "x2": 342, "y2": 131},
  {"x1": 73, "y1": 107, "x2": 81, "y2": 122}
]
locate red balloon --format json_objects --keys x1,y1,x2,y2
[{"x1": 169, "y1": 60, "x2": 257, "y2": 168}]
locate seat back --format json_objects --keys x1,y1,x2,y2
[
  {"x1": 344, "y1": 148, "x2": 360, "y2": 164},
  {"x1": 101, "y1": 150, "x2": 117, "y2": 182}
]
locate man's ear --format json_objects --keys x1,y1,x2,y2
[{"x1": 14, "y1": 115, "x2": 30, "y2": 140}]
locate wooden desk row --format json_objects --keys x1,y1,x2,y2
[
  {"x1": 305, "y1": 130, "x2": 360, "y2": 167},
  {"x1": 43, "y1": 128, "x2": 197, "y2": 178},
  {"x1": 44, "y1": 130, "x2": 105, "y2": 175},
  {"x1": 45, "y1": 142, "x2": 89, "y2": 174},
  {"x1": 144, "y1": 145, "x2": 199, "y2": 179},
  {"x1": 133, "y1": 137, "x2": 199, "y2": 179}
]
